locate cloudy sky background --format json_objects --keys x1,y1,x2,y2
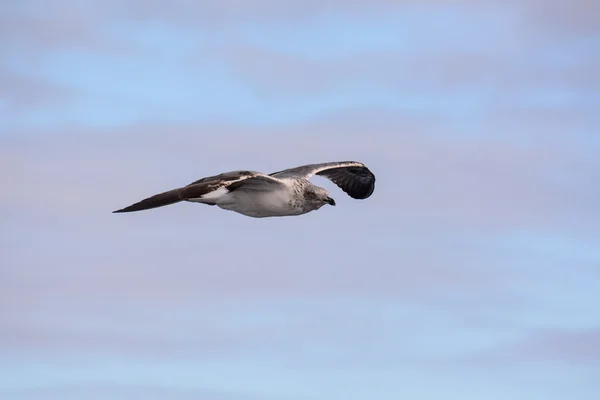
[{"x1": 2, "y1": 1, "x2": 599, "y2": 399}]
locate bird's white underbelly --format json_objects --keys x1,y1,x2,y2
[{"x1": 216, "y1": 189, "x2": 303, "y2": 218}]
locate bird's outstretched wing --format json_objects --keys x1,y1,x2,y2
[
  {"x1": 270, "y1": 161, "x2": 375, "y2": 199},
  {"x1": 180, "y1": 171, "x2": 283, "y2": 200},
  {"x1": 113, "y1": 170, "x2": 283, "y2": 213}
]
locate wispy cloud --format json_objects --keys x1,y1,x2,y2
[
  {"x1": 0, "y1": 68, "x2": 76, "y2": 113},
  {"x1": 470, "y1": 327, "x2": 600, "y2": 366},
  {"x1": 2, "y1": 383, "x2": 268, "y2": 400}
]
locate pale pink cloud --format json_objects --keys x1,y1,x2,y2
[
  {"x1": 470, "y1": 327, "x2": 600, "y2": 365},
  {"x1": 103, "y1": 0, "x2": 597, "y2": 35},
  {"x1": 118, "y1": 0, "x2": 600, "y2": 36},
  {"x1": 1, "y1": 1, "x2": 104, "y2": 47},
  {"x1": 0, "y1": 309, "x2": 295, "y2": 358},
  {"x1": 3, "y1": 0, "x2": 595, "y2": 54},
  {"x1": 0, "y1": 69, "x2": 76, "y2": 112},
  {"x1": 523, "y1": 0, "x2": 600, "y2": 35},
  {"x1": 0, "y1": 1, "x2": 130, "y2": 54},
  {"x1": 0, "y1": 214, "x2": 506, "y2": 321},
  {"x1": 209, "y1": 44, "x2": 598, "y2": 96},
  {"x1": 1, "y1": 384, "x2": 263, "y2": 400},
  {"x1": 112, "y1": 0, "x2": 474, "y2": 23}
]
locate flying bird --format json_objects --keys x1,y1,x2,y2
[{"x1": 113, "y1": 161, "x2": 375, "y2": 218}]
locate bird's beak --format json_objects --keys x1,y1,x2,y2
[{"x1": 325, "y1": 197, "x2": 336, "y2": 206}]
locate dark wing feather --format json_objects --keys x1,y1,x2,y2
[
  {"x1": 270, "y1": 161, "x2": 375, "y2": 200},
  {"x1": 316, "y1": 166, "x2": 375, "y2": 199},
  {"x1": 186, "y1": 170, "x2": 257, "y2": 187},
  {"x1": 112, "y1": 188, "x2": 183, "y2": 213},
  {"x1": 113, "y1": 170, "x2": 263, "y2": 212},
  {"x1": 180, "y1": 170, "x2": 259, "y2": 200}
]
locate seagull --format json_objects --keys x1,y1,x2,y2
[{"x1": 113, "y1": 161, "x2": 375, "y2": 218}]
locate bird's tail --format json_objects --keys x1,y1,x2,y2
[{"x1": 112, "y1": 188, "x2": 183, "y2": 213}]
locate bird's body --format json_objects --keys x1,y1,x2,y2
[
  {"x1": 193, "y1": 175, "x2": 313, "y2": 218},
  {"x1": 113, "y1": 161, "x2": 375, "y2": 218}
]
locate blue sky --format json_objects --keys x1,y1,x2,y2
[{"x1": 1, "y1": 1, "x2": 599, "y2": 399}]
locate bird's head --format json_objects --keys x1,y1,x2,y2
[{"x1": 310, "y1": 186, "x2": 336, "y2": 208}]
